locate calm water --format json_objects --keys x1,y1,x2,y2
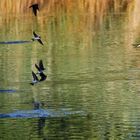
[{"x1": 0, "y1": 9, "x2": 140, "y2": 140}]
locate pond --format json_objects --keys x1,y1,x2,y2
[{"x1": 0, "y1": 3, "x2": 140, "y2": 140}]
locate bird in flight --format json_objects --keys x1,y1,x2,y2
[
  {"x1": 35, "y1": 60, "x2": 46, "y2": 74},
  {"x1": 32, "y1": 31, "x2": 44, "y2": 45},
  {"x1": 29, "y1": 4, "x2": 39, "y2": 16},
  {"x1": 30, "y1": 60, "x2": 47, "y2": 85}
]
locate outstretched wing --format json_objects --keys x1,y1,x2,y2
[
  {"x1": 33, "y1": 31, "x2": 38, "y2": 37},
  {"x1": 35, "y1": 64, "x2": 41, "y2": 71},
  {"x1": 38, "y1": 39, "x2": 44, "y2": 45},
  {"x1": 39, "y1": 60, "x2": 45, "y2": 70},
  {"x1": 32, "y1": 71, "x2": 39, "y2": 81},
  {"x1": 33, "y1": 7, "x2": 37, "y2": 16},
  {"x1": 39, "y1": 72, "x2": 47, "y2": 81}
]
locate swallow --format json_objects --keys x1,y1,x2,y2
[
  {"x1": 32, "y1": 31, "x2": 44, "y2": 45},
  {"x1": 35, "y1": 60, "x2": 46, "y2": 74},
  {"x1": 30, "y1": 71, "x2": 39, "y2": 85},
  {"x1": 29, "y1": 4, "x2": 39, "y2": 16}
]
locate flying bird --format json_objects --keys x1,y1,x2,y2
[
  {"x1": 30, "y1": 71, "x2": 39, "y2": 85},
  {"x1": 32, "y1": 31, "x2": 44, "y2": 45},
  {"x1": 29, "y1": 4, "x2": 39, "y2": 16},
  {"x1": 35, "y1": 60, "x2": 46, "y2": 74}
]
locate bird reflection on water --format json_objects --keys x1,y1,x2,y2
[{"x1": 0, "y1": 40, "x2": 32, "y2": 44}]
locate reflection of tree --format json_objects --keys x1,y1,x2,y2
[{"x1": 0, "y1": 0, "x2": 133, "y2": 16}]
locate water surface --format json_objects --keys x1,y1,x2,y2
[{"x1": 0, "y1": 5, "x2": 140, "y2": 140}]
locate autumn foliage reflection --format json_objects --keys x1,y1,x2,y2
[{"x1": 0, "y1": 0, "x2": 133, "y2": 15}]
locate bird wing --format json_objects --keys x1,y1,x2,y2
[
  {"x1": 33, "y1": 8, "x2": 37, "y2": 16},
  {"x1": 39, "y1": 72, "x2": 47, "y2": 81},
  {"x1": 35, "y1": 64, "x2": 41, "y2": 71},
  {"x1": 32, "y1": 71, "x2": 39, "y2": 81},
  {"x1": 33, "y1": 31, "x2": 38, "y2": 37},
  {"x1": 38, "y1": 39, "x2": 44, "y2": 45},
  {"x1": 35, "y1": 4, "x2": 39, "y2": 11},
  {"x1": 29, "y1": 4, "x2": 39, "y2": 16},
  {"x1": 29, "y1": 4, "x2": 38, "y2": 8},
  {"x1": 39, "y1": 60, "x2": 45, "y2": 70}
]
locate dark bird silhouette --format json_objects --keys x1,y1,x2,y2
[
  {"x1": 32, "y1": 31, "x2": 44, "y2": 45},
  {"x1": 30, "y1": 71, "x2": 39, "y2": 85},
  {"x1": 29, "y1": 4, "x2": 39, "y2": 16},
  {"x1": 30, "y1": 71, "x2": 47, "y2": 85},
  {"x1": 35, "y1": 60, "x2": 46, "y2": 74},
  {"x1": 39, "y1": 72, "x2": 47, "y2": 81}
]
